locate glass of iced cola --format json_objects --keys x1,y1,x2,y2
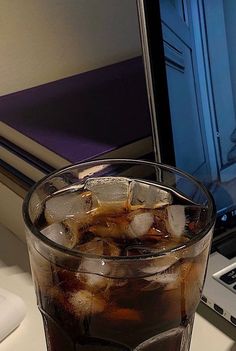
[{"x1": 23, "y1": 159, "x2": 215, "y2": 351}]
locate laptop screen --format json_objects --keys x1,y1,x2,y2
[{"x1": 137, "y1": 0, "x2": 236, "y2": 236}]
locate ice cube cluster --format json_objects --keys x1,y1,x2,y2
[{"x1": 42, "y1": 177, "x2": 204, "y2": 250}]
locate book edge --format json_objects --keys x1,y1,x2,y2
[{"x1": 0, "y1": 121, "x2": 153, "y2": 168}]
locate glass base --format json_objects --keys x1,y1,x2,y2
[
  {"x1": 134, "y1": 319, "x2": 194, "y2": 351},
  {"x1": 41, "y1": 308, "x2": 194, "y2": 351}
]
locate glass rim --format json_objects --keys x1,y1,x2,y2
[{"x1": 22, "y1": 158, "x2": 216, "y2": 260}]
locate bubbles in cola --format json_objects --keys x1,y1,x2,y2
[{"x1": 29, "y1": 176, "x2": 210, "y2": 351}]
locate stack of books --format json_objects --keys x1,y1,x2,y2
[{"x1": 0, "y1": 57, "x2": 153, "y2": 197}]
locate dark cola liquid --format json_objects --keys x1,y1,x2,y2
[
  {"x1": 32, "y1": 254, "x2": 206, "y2": 351},
  {"x1": 29, "y1": 182, "x2": 210, "y2": 351}
]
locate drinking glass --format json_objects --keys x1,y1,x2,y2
[{"x1": 23, "y1": 159, "x2": 216, "y2": 351}]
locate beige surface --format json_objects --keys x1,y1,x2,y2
[
  {"x1": 0, "y1": 183, "x2": 25, "y2": 242},
  {"x1": 0, "y1": 224, "x2": 235, "y2": 351},
  {"x1": 0, "y1": 0, "x2": 140, "y2": 96}
]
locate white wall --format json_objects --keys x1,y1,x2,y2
[{"x1": 0, "y1": 0, "x2": 141, "y2": 96}]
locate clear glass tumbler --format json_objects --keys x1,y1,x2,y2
[{"x1": 23, "y1": 159, "x2": 216, "y2": 351}]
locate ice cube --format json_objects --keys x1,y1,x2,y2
[
  {"x1": 78, "y1": 238, "x2": 120, "y2": 290},
  {"x1": 127, "y1": 211, "x2": 154, "y2": 238},
  {"x1": 79, "y1": 257, "x2": 107, "y2": 276},
  {"x1": 77, "y1": 237, "x2": 105, "y2": 255},
  {"x1": 141, "y1": 255, "x2": 179, "y2": 290},
  {"x1": 79, "y1": 266, "x2": 126, "y2": 292},
  {"x1": 80, "y1": 273, "x2": 110, "y2": 291},
  {"x1": 45, "y1": 191, "x2": 97, "y2": 224},
  {"x1": 164, "y1": 261, "x2": 192, "y2": 291},
  {"x1": 166, "y1": 205, "x2": 186, "y2": 238},
  {"x1": 143, "y1": 272, "x2": 179, "y2": 291},
  {"x1": 84, "y1": 177, "x2": 129, "y2": 207},
  {"x1": 63, "y1": 217, "x2": 83, "y2": 243},
  {"x1": 69, "y1": 290, "x2": 106, "y2": 316},
  {"x1": 129, "y1": 181, "x2": 172, "y2": 209},
  {"x1": 165, "y1": 205, "x2": 206, "y2": 239},
  {"x1": 157, "y1": 271, "x2": 179, "y2": 286},
  {"x1": 41, "y1": 222, "x2": 77, "y2": 248},
  {"x1": 142, "y1": 255, "x2": 179, "y2": 276},
  {"x1": 86, "y1": 210, "x2": 131, "y2": 239},
  {"x1": 88, "y1": 211, "x2": 154, "y2": 239},
  {"x1": 78, "y1": 237, "x2": 120, "y2": 256}
]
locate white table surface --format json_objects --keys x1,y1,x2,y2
[{"x1": 0, "y1": 224, "x2": 236, "y2": 351}]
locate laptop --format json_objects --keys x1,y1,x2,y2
[{"x1": 137, "y1": 0, "x2": 236, "y2": 326}]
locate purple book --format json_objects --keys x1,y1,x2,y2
[{"x1": 0, "y1": 57, "x2": 152, "y2": 168}]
